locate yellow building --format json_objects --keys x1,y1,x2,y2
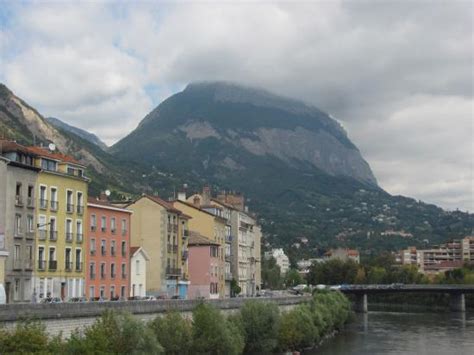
[
  {"x1": 173, "y1": 198, "x2": 226, "y2": 298},
  {"x1": 28, "y1": 147, "x2": 89, "y2": 300},
  {"x1": 125, "y1": 195, "x2": 190, "y2": 298}
]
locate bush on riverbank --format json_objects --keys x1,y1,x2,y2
[{"x1": 0, "y1": 292, "x2": 352, "y2": 354}]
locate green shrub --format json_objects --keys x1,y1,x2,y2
[
  {"x1": 192, "y1": 303, "x2": 243, "y2": 355},
  {"x1": 66, "y1": 310, "x2": 163, "y2": 354},
  {"x1": 278, "y1": 305, "x2": 317, "y2": 351},
  {"x1": 0, "y1": 320, "x2": 52, "y2": 353},
  {"x1": 149, "y1": 312, "x2": 193, "y2": 354},
  {"x1": 240, "y1": 300, "x2": 280, "y2": 354}
]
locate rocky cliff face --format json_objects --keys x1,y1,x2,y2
[{"x1": 114, "y1": 81, "x2": 377, "y2": 185}]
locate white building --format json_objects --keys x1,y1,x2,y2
[
  {"x1": 266, "y1": 248, "x2": 290, "y2": 274},
  {"x1": 130, "y1": 246, "x2": 149, "y2": 298}
]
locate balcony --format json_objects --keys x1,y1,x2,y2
[
  {"x1": 66, "y1": 203, "x2": 74, "y2": 214},
  {"x1": 101, "y1": 248, "x2": 106, "y2": 256},
  {"x1": 111, "y1": 228, "x2": 116, "y2": 235},
  {"x1": 27, "y1": 197, "x2": 35, "y2": 209},
  {"x1": 225, "y1": 254, "x2": 232, "y2": 262},
  {"x1": 166, "y1": 266, "x2": 181, "y2": 276},
  {"x1": 38, "y1": 260, "x2": 46, "y2": 271},
  {"x1": 76, "y1": 262, "x2": 83, "y2": 272},
  {"x1": 182, "y1": 250, "x2": 188, "y2": 261},
  {"x1": 15, "y1": 195, "x2": 23, "y2": 207},
  {"x1": 49, "y1": 230, "x2": 58, "y2": 241},
  {"x1": 39, "y1": 199, "x2": 48, "y2": 210},
  {"x1": 38, "y1": 230, "x2": 47, "y2": 240},
  {"x1": 76, "y1": 233, "x2": 83, "y2": 243},
  {"x1": 50, "y1": 200, "x2": 58, "y2": 211},
  {"x1": 13, "y1": 259, "x2": 22, "y2": 270},
  {"x1": 26, "y1": 231, "x2": 35, "y2": 240},
  {"x1": 24, "y1": 259, "x2": 33, "y2": 270},
  {"x1": 14, "y1": 231, "x2": 22, "y2": 239},
  {"x1": 76, "y1": 205, "x2": 84, "y2": 215},
  {"x1": 66, "y1": 232, "x2": 73, "y2": 243},
  {"x1": 48, "y1": 260, "x2": 58, "y2": 271},
  {"x1": 225, "y1": 235, "x2": 232, "y2": 243},
  {"x1": 90, "y1": 249, "x2": 96, "y2": 256},
  {"x1": 167, "y1": 244, "x2": 178, "y2": 253},
  {"x1": 65, "y1": 262, "x2": 73, "y2": 272}
]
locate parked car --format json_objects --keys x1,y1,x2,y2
[
  {"x1": 41, "y1": 297, "x2": 62, "y2": 304},
  {"x1": 329, "y1": 285, "x2": 341, "y2": 291},
  {"x1": 143, "y1": 296, "x2": 157, "y2": 301},
  {"x1": 68, "y1": 297, "x2": 87, "y2": 303},
  {"x1": 316, "y1": 284, "x2": 326, "y2": 290}
]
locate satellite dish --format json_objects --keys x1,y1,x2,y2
[
  {"x1": 48, "y1": 143, "x2": 56, "y2": 152},
  {"x1": 183, "y1": 183, "x2": 188, "y2": 189},
  {"x1": 105, "y1": 190, "x2": 111, "y2": 197}
]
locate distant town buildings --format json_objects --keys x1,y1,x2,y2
[
  {"x1": 0, "y1": 139, "x2": 262, "y2": 303},
  {"x1": 265, "y1": 248, "x2": 290, "y2": 274},
  {"x1": 324, "y1": 248, "x2": 360, "y2": 264}
]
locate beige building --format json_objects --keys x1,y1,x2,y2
[{"x1": 124, "y1": 195, "x2": 190, "y2": 298}]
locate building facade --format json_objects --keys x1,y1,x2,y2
[
  {"x1": 86, "y1": 198, "x2": 131, "y2": 300},
  {"x1": 125, "y1": 195, "x2": 189, "y2": 298},
  {"x1": 28, "y1": 146, "x2": 89, "y2": 301},
  {"x1": 187, "y1": 232, "x2": 221, "y2": 299},
  {"x1": 265, "y1": 248, "x2": 290, "y2": 275},
  {"x1": 0, "y1": 142, "x2": 39, "y2": 302},
  {"x1": 130, "y1": 246, "x2": 149, "y2": 298}
]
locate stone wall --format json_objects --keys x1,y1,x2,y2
[{"x1": 0, "y1": 296, "x2": 310, "y2": 337}]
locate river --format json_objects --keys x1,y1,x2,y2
[{"x1": 309, "y1": 311, "x2": 474, "y2": 355}]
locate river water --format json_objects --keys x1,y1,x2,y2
[{"x1": 310, "y1": 311, "x2": 474, "y2": 355}]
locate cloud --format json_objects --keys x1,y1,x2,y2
[{"x1": 1, "y1": 1, "x2": 472, "y2": 211}]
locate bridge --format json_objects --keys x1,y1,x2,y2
[{"x1": 340, "y1": 284, "x2": 474, "y2": 313}]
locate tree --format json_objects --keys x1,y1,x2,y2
[
  {"x1": 367, "y1": 266, "x2": 387, "y2": 284},
  {"x1": 262, "y1": 256, "x2": 283, "y2": 289},
  {"x1": 230, "y1": 278, "x2": 242, "y2": 297},
  {"x1": 285, "y1": 268, "x2": 303, "y2": 288},
  {"x1": 278, "y1": 305, "x2": 317, "y2": 351},
  {"x1": 149, "y1": 312, "x2": 193, "y2": 354},
  {"x1": 307, "y1": 259, "x2": 358, "y2": 285}
]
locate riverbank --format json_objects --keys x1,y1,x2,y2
[{"x1": 0, "y1": 292, "x2": 352, "y2": 354}]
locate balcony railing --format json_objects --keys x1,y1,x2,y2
[
  {"x1": 76, "y1": 233, "x2": 83, "y2": 243},
  {"x1": 39, "y1": 198, "x2": 48, "y2": 210},
  {"x1": 121, "y1": 229, "x2": 127, "y2": 236},
  {"x1": 90, "y1": 273, "x2": 96, "y2": 280},
  {"x1": 66, "y1": 232, "x2": 73, "y2": 242},
  {"x1": 167, "y1": 244, "x2": 178, "y2": 253},
  {"x1": 24, "y1": 259, "x2": 33, "y2": 270},
  {"x1": 48, "y1": 260, "x2": 57, "y2": 271},
  {"x1": 101, "y1": 248, "x2": 106, "y2": 256},
  {"x1": 50, "y1": 200, "x2": 58, "y2": 211},
  {"x1": 65, "y1": 261, "x2": 73, "y2": 271},
  {"x1": 90, "y1": 249, "x2": 96, "y2": 256},
  {"x1": 38, "y1": 230, "x2": 47, "y2": 240},
  {"x1": 14, "y1": 231, "x2": 22, "y2": 239},
  {"x1": 15, "y1": 195, "x2": 23, "y2": 207},
  {"x1": 225, "y1": 235, "x2": 232, "y2": 243},
  {"x1": 76, "y1": 205, "x2": 84, "y2": 215},
  {"x1": 111, "y1": 228, "x2": 116, "y2": 235},
  {"x1": 26, "y1": 231, "x2": 35, "y2": 239},
  {"x1": 76, "y1": 262, "x2": 83, "y2": 272},
  {"x1": 38, "y1": 260, "x2": 46, "y2": 270},
  {"x1": 13, "y1": 259, "x2": 22, "y2": 270},
  {"x1": 166, "y1": 266, "x2": 181, "y2": 276},
  {"x1": 27, "y1": 197, "x2": 35, "y2": 208},
  {"x1": 49, "y1": 230, "x2": 58, "y2": 241},
  {"x1": 225, "y1": 254, "x2": 232, "y2": 262},
  {"x1": 66, "y1": 203, "x2": 74, "y2": 214}
]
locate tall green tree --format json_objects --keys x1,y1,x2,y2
[{"x1": 262, "y1": 256, "x2": 283, "y2": 289}]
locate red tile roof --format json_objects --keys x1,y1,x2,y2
[
  {"x1": 130, "y1": 246, "x2": 140, "y2": 255},
  {"x1": 188, "y1": 232, "x2": 219, "y2": 246},
  {"x1": 0, "y1": 140, "x2": 34, "y2": 155},
  {"x1": 26, "y1": 146, "x2": 83, "y2": 166},
  {"x1": 146, "y1": 195, "x2": 183, "y2": 213}
]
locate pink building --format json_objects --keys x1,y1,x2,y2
[
  {"x1": 86, "y1": 197, "x2": 132, "y2": 300},
  {"x1": 188, "y1": 232, "x2": 220, "y2": 299}
]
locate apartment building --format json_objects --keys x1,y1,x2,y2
[
  {"x1": 173, "y1": 198, "x2": 226, "y2": 298},
  {"x1": 265, "y1": 248, "x2": 290, "y2": 275},
  {"x1": 86, "y1": 198, "x2": 131, "y2": 300},
  {"x1": 28, "y1": 146, "x2": 89, "y2": 301},
  {"x1": 125, "y1": 195, "x2": 190, "y2": 298},
  {"x1": 462, "y1": 236, "x2": 474, "y2": 262},
  {"x1": 188, "y1": 232, "x2": 221, "y2": 299},
  {"x1": 0, "y1": 141, "x2": 39, "y2": 302}
]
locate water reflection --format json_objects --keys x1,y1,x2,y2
[{"x1": 308, "y1": 312, "x2": 474, "y2": 355}]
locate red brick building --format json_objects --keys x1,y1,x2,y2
[{"x1": 85, "y1": 197, "x2": 131, "y2": 300}]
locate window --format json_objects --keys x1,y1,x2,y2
[
  {"x1": 111, "y1": 263, "x2": 116, "y2": 278},
  {"x1": 110, "y1": 286, "x2": 115, "y2": 300},
  {"x1": 65, "y1": 249, "x2": 72, "y2": 270},
  {"x1": 111, "y1": 240, "x2": 116, "y2": 256},
  {"x1": 100, "y1": 263, "x2": 106, "y2": 279},
  {"x1": 38, "y1": 247, "x2": 45, "y2": 270},
  {"x1": 66, "y1": 219, "x2": 73, "y2": 241},
  {"x1": 121, "y1": 263, "x2": 126, "y2": 278},
  {"x1": 101, "y1": 240, "x2": 106, "y2": 256},
  {"x1": 111, "y1": 217, "x2": 116, "y2": 233},
  {"x1": 66, "y1": 190, "x2": 74, "y2": 213},
  {"x1": 14, "y1": 279, "x2": 20, "y2": 301},
  {"x1": 90, "y1": 238, "x2": 96, "y2": 255},
  {"x1": 39, "y1": 185, "x2": 47, "y2": 209},
  {"x1": 14, "y1": 245, "x2": 20, "y2": 269},
  {"x1": 121, "y1": 219, "x2": 127, "y2": 235},
  {"x1": 90, "y1": 262, "x2": 96, "y2": 279},
  {"x1": 14, "y1": 214, "x2": 22, "y2": 236},
  {"x1": 48, "y1": 247, "x2": 57, "y2": 270},
  {"x1": 101, "y1": 216, "x2": 107, "y2": 232},
  {"x1": 27, "y1": 215, "x2": 34, "y2": 233},
  {"x1": 50, "y1": 187, "x2": 58, "y2": 210},
  {"x1": 90, "y1": 214, "x2": 97, "y2": 231},
  {"x1": 76, "y1": 192, "x2": 84, "y2": 214},
  {"x1": 15, "y1": 183, "x2": 22, "y2": 205},
  {"x1": 89, "y1": 286, "x2": 95, "y2": 299},
  {"x1": 41, "y1": 158, "x2": 57, "y2": 171},
  {"x1": 121, "y1": 241, "x2": 126, "y2": 257},
  {"x1": 26, "y1": 245, "x2": 33, "y2": 269},
  {"x1": 136, "y1": 260, "x2": 140, "y2": 275},
  {"x1": 28, "y1": 185, "x2": 34, "y2": 198},
  {"x1": 76, "y1": 220, "x2": 83, "y2": 242},
  {"x1": 100, "y1": 286, "x2": 105, "y2": 299},
  {"x1": 121, "y1": 286, "x2": 126, "y2": 298},
  {"x1": 75, "y1": 249, "x2": 82, "y2": 271}
]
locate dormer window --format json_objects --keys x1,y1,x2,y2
[{"x1": 41, "y1": 158, "x2": 57, "y2": 171}]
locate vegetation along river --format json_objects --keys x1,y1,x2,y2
[{"x1": 308, "y1": 311, "x2": 474, "y2": 355}]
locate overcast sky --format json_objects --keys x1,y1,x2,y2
[{"x1": 0, "y1": 1, "x2": 472, "y2": 212}]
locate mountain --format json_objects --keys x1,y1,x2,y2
[
  {"x1": 45, "y1": 116, "x2": 107, "y2": 150},
  {"x1": 112, "y1": 82, "x2": 473, "y2": 253}
]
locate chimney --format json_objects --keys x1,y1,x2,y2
[
  {"x1": 193, "y1": 195, "x2": 201, "y2": 208},
  {"x1": 202, "y1": 185, "x2": 211, "y2": 206},
  {"x1": 177, "y1": 191, "x2": 186, "y2": 201}
]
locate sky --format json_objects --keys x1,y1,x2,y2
[{"x1": 0, "y1": 1, "x2": 472, "y2": 212}]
